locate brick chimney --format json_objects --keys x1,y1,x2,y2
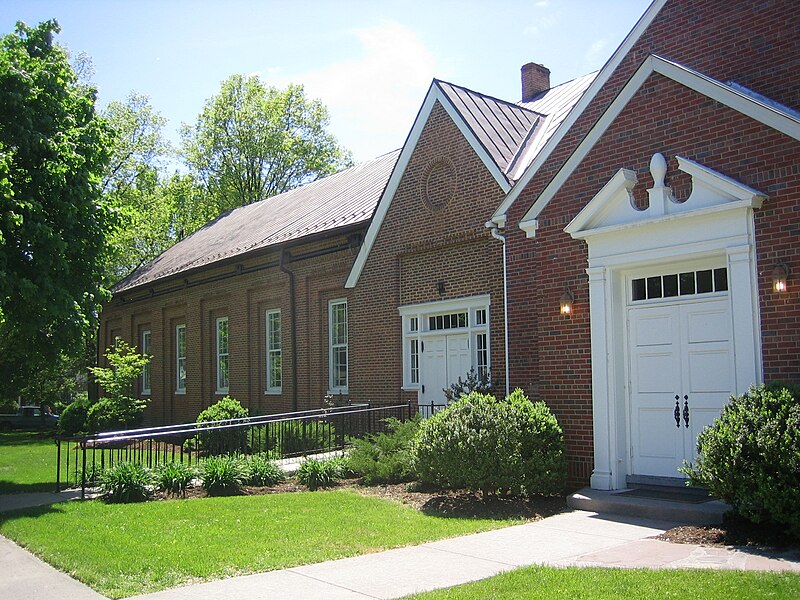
[{"x1": 521, "y1": 62, "x2": 551, "y2": 101}]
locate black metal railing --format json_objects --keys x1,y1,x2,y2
[
  {"x1": 417, "y1": 400, "x2": 448, "y2": 420},
  {"x1": 55, "y1": 402, "x2": 414, "y2": 497}
]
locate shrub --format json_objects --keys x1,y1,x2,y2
[
  {"x1": 200, "y1": 454, "x2": 244, "y2": 495},
  {"x1": 412, "y1": 389, "x2": 565, "y2": 497},
  {"x1": 86, "y1": 397, "x2": 143, "y2": 433},
  {"x1": 196, "y1": 396, "x2": 249, "y2": 454},
  {"x1": 243, "y1": 453, "x2": 285, "y2": 486},
  {"x1": 681, "y1": 384, "x2": 800, "y2": 538},
  {"x1": 154, "y1": 462, "x2": 196, "y2": 496},
  {"x1": 100, "y1": 462, "x2": 153, "y2": 503},
  {"x1": 296, "y1": 458, "x2": 344, "y2": 490},
  {"x1": 88, "y1": 340, "x2": 150, "y2": 433},
  {"x1": 347, "y1": 417, "x2": 419, "y2": 484},
  {"x1": 58, "y1": 395, "x2": 95, "y2": 436},
  {"x1": 443, "y1": 367, "x2": 496, "y2": 403}
]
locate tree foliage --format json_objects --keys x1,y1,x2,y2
[
  {"x1": 87, "y1": 339, "x2": 150, "y2": 432},
  {"x1": 181, "y1": 75, "x2": 351, "y2": 213},
  {"x1": 0, "y1": 20, "x2": 113, "y2": 398}
]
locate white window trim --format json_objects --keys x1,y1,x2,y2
[
  {"x1": 216, "y1": 317, "x2": 229, "y2": 395},
  {"x1": 328, "y1": 299, "x2": 348, "y2": 394},
  {"x1": 398, "y1": 295, "x2": 491, "y2": 391},
  {"x1": 265, "y1": 309, "x2": 282, "y2": 394},
  {"x1": 175, "y1": 324, "x2": 186, "y2": 394},
  {"x1": 141, "y1": 329, "x2": 151, "y2": 396}
]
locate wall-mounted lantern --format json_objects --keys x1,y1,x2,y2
[
  {"x1": 559, "y1": 289, "x2": 575, "y2": 317},
  {"x1": 772, "y1": 263, "x2": 789, "y2": 293}
]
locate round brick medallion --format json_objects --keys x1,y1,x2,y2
[{"x1": 421, "y1": 158, "x2": 456, "y2": 211}]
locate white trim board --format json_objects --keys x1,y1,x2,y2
[
  {"x1": 518, "y1": 54, "x2": 800, "y2": 237},
  {"x1": 345, "y1": 81, "x2": 512, "y2": 289},
  {"x1": 490, "y1": 0, "x2": 669, "y2": 226}
]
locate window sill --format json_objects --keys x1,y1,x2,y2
[
  {"x1": 401, "y1": 385, "x2": 420, "y2": 392},
  {"x1": 175, "y1": 390, "x2": 186, "y2": 395},
  {"x1": 215, "y1": 390, "x2": 229, "y2": 396},
  {"x1": 327, "y1": 389, "x2": 349, "y2": 397},
  {"x1": 264, "y1": 389, "x2": 282, "y2": 396}
]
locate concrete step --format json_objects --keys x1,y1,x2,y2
[{"x1": 567, "y1": 487, "x2": 730, "y2": 525}]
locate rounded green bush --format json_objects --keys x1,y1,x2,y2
[
  {"x1": 346, "y1": 417, "x2": 419, "y2": 484},
  {"x1": 196, "y1": 396, "x2": 249, "y2": 454},
  {"x1": 682, "y1": 384, "x2": 800, "y2": 538},
  {"x1": 86, "y1": 397, "x2": 143, "y2": 433},
  {"x1": 58, "y1": 396, "x2": 94, "y2": 436},
  {"x1": 412, "y1": 389, "x2": 566, "y2": 497}
]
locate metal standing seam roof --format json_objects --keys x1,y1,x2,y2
[
  {"x1": 435, "y1": 72, "x2": 598, "y2": 182},
  {"x1": 435, "y1": 80, "x2": 541, "y2": 173},
  {"x1": 113, "y1": 149, "x2": 401, "y2": 293}
]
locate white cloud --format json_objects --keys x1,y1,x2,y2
[
  {"x1": 523, "y1": 14, "x2": 557, "y2": 36},
  {"x1": 585, "y1": 37, "x2": 611, "y2": 65},
  {"x1": 280, "y1": 21, "x2": 438, "y2": 162}
]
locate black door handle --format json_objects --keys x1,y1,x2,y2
[
  {"x1": 683, "y1": 395, "x2": 689, "y2": 428},
  {"x1": 674, "y1": 395, "x2": 681, "y2": 428}
]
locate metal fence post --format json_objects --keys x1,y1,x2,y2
[
  {"x1": 55, "y1": 438, "x2": 61, "y2": 493},
  {"x1": 81, "y1": 442, "x2": 87, "y2": 500}
]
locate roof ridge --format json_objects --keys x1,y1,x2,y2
[{"x1": 434, "y1": 79, "x2": 537, "y2": 115}]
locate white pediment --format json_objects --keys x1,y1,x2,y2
[{"x1": 565, "y1": 154, "x2": 766, "y2": 239}]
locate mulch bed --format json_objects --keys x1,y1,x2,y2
[
  {"x1": 655, "y1": 516, "x2": 799, "y2": 551},
  {"x1": 151, "y1": 478, "x2": 566, "y2": 521}
]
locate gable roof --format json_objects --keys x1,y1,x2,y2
[
  {"x1": 518, "y1": 55, "x2": 800, "y2": 236},
  {"x1": 490, "y1": 0, "x2": 669, "y2": 226},
  {"x1": 113, "y1": 149, "x2": 400, "y2": 294},
  {"x1": 344, "y1": 74, "x2": 596, "y2": 288}
]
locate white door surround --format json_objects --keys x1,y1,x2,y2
[
  {"x1": 565, "y1": 154, "x2": 765, "y2": 490},
  {"x1": 398, "y1": 295, "x2": 491, "y2": 407}
]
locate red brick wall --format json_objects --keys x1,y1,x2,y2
[
  {"x1": 504, "y1": 0, "x2": 800, "y2": 487},
  {"x1": 100, "y1": 233, "x2": 360, "y2": 425},
  {"x1": 349, "y1": 101, "x2": 508, "y2": 406}
]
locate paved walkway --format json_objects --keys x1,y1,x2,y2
[{"x1": 1, "y1": 491, "x2": 799, "y2": 600}]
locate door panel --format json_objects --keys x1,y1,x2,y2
[
  {"x1": 419, "y1": 333, "x2": 472, "y2": 413},
  {"x1": 628, "y1": 298, "x2": 732, "y2": 479}
]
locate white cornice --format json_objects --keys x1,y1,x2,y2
[
  {"x1": 518, "y1": 54, "x2": 800, "y2": 237},
  {"x1": 490, "y1": 0, "x2": 669, "y2": 227}
]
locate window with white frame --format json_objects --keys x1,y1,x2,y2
[
  {"x1": 216, "y1": 317, "x2": 229, "y2": 394},
  {"x1": 329, "y1": 299, "x2": 348, "y2": 392},
  {"x1": 176, "y1": 324, "x2": 186, "y2": 393},
  {"x1": 141, "y1": 330, "x2": 151, "y2": 395},
  {"x1": 266, "y1": 309, "x2": 281, "y2": 393},
  {"x1": 399, "y1": 297, "x2": 491, "y2": 390}
]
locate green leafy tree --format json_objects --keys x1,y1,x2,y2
[
  {"x1": 101, "y1": 93, "x2": 177, "y2": 280},
  {"x1": 0, "y1": 20, "x2": 113, "y2": 399},
  {"x1": 87, "y1": 340, "x2": 150, "y2": 432},
  {"x1": 180, "y1": 75, "x2": 352, "y2": 214}
]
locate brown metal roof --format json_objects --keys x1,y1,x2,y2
[
  {"x1": 436, "y1": 72, "x2": 597, "y2": 182},
  {"x1": 435, "y1": 80, "x2": 541, "y2": 173},
  {"x1": 113, "y1": 149, "x2": 400, "y2": 293}
]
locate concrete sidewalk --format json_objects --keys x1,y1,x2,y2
[{"x1": 2, "y1": 490, "x2": 799, "y2": 600}]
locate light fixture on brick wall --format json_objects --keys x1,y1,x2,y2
[
  {"x1": 559, "y1": 289, "x2": 575, "y2": 317},
  {"x1": 437, "y1": 280, "x2": 446, "y2": 296},
  {"x1": 772, "y1": 263, "x2": 789, "y2": 293}
]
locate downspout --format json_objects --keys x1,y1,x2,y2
[
  {"x1": 489, "y1": 224, "x2": 511, "y2": 396},
  {"x1": 279, "y1": 249, "x2": 299, "y2": 412}
]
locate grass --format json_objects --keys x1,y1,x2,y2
[
  {"x1": 401, "y1": 564, "x2": 800, "y2": 599},
  {"x1": 0, "y1": 432, "x2": 57, "y2": 494},
  {"x1": 0, "y1": 489, "x2": 521, "y2": 598}
]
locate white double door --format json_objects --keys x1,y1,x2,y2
[
  {"x1": 628, "y1": 297, "x2": 733, "y2": 479},
  {"x1": 419, "y1": 333, "x2": 471, "y2": 408}
]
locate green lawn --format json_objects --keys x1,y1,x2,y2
[
  {"x1": 401, "y1": 564, "x2": 800, "y2": 599},
  {"x1": 0, "y1": 432, "x2": 58, "y2": 494},
  {"x1": 0, "y1": 489, "x2": 522, "y2": 598}
]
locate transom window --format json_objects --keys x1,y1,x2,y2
[
  {"x1": 428, "y1": 311, "x2": 468, "y2": 331},
  {"x1": 631, "y1": 268, "x2": 728, "y2": 302}
]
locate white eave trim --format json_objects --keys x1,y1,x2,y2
[
  {"x1": 489, "y1": 0, "x2": 669, "y2": 227},
  {"x1": 346, "y1": 82, "x2": 512, "y2": 288},
  {"x1": 518, "y1": 54, "x2": 800, "y2": 237}
]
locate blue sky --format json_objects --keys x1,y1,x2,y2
[{"x1": 2, "y1": 0, "x2": 652, "y2": 162}]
